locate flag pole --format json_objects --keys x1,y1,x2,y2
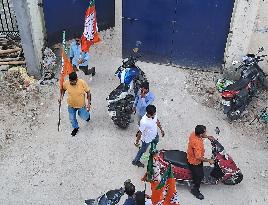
[{"x1": 58, "y1": 30, "x2": 66, "y2": 132}]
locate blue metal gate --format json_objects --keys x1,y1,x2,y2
[
  {"x1": 43, "y1": 0, "x2": 115, "y2": 46},
  {"x1": 123, "y1": 0, "x2": 235, "y2": 70}
]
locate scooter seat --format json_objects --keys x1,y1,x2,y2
[
  {"x1": 163, "y1": 150, "x2": 189, "y2": 169},
  {"x1": 225, "y1": 78, "x2": 250, "y2": 91}
]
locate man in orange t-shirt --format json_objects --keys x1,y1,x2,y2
[
  {"x1": 187, "y1": 125, "x2": 214, "y2": 200},
  {"x1": 59, "y1": 72, "x2": 91, "y2": 136}
]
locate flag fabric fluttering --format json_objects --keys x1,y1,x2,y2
[
  {"x1": 59, "y1": 49, "x2": 73, "y2": 89},
  {"x1": 59, "y1": 31, "x2": 73, "y2": 89},
  {"x1": 81, "y1": 0, "x2": 101, "y2": 52},
  {"x1": 152, "y1": 164, "x2": 180, "y2": 205},
  {"x1": 142, "y1": 142, "x2": 164, "y2": 205},
  {"x1": 146, "y1": 142, "x2": 157, "y2": 182}
]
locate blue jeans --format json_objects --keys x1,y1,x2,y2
[
  {"x1": 68, "y1": 106, "x2": 90, "y2": 129},
  {"x1": 134, "y1": 134, "x2": 159, "y2": 162}
]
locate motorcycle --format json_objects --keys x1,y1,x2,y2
[
  {"x1": 85, "y1": 188, "x2": 124, "y2": 205},
  {"x1": 218, "y1": 47, "x2": 268, "y2": 121},
  {"x1": 84, "y1": 180, "x2": 134, "y2": 205},
  {"x1": 158, "y1": 127, "x2": 243, "y2": 186},
  {"x1": 106, "y1": 47, "x2": 147, "y2": 128}
]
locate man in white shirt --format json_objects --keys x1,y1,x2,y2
[{"x1": 132, "y1": 105, "x2": 165, "y2": 168}]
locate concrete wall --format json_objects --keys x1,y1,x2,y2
[
  {"x1": 224, "y1": 0, "x2": 268, "y2": 74},
  {"x1": 249, "y1": 0, "x2": 268, "y2": 73},
  {"x1": 26, "y1": 0, "x2": 46, "y2": 64},
  {"x1": 11, "y1": 0, "x2": 45, "y2": 78},
  {"x1": 224, "y1": 0, "x2": 260, "y2": 68}
]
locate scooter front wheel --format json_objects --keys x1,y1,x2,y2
[{"x1": 223, "y1": 172, "x2": 243, "y2": 185}]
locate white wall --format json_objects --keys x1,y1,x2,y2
[
  {"x1": 224, "y1": 0, "x2": 261, "y2": 69},
  {"x1": 26, "y1": 0, "x2": 45, "y2": 65},
  {"x1": 249, "y1": 0, "x2": 268, "y2": 73}
]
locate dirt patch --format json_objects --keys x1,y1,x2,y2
[{"x1": 0, "y1": 69, "x2": 56, "y2": 149}]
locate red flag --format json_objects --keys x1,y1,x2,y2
[
  {"x1": 59, "y1": 48, "x2": 73, "y2": 89},
  {"x1": 81, "y1": 0, "x2": 101, "y2": 52}
]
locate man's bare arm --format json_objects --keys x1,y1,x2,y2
[{"x1": 157, "y1": 119, "x2": 165, "y2": 137}]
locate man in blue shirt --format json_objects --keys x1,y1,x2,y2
[
  {"x1": 69, "y1": 37, "x2": 95, "y2": 76},
  {"x1": 123, "y1": 182, "x2": 136, "y2": 205},
  {"x1": 133, "y1": 81, "x2": 154, "y2": 124}
]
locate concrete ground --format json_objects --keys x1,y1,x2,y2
[
  {"x1": 0, "y1": 55, "x2": 268, "y2": 205},
  {"x1": 1, "y1": 0, "x2": 268, "y2": 204}
]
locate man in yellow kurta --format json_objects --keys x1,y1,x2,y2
[{"x1": 59, "y1": 72, "x2": 91, "y2": 136}]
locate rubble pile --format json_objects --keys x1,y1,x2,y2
[
  {"x1": 39, "y1": 47, "x2": 58, "y2": 85},
  {"x1": 0, "y1": 33, "x2": 25, "y2": 66},
  {"x1": 42, "y1": 47, "x2": 57, "y2": 72},
  {"x1": 4, "y1": 66, "x2": 37, "y2": 92}
]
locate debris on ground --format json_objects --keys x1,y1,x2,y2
[
  {"x1": 0, "y1": 64, "x2": 56, "y2": 149},
  {"x1": 39, "y1": 47, "x2": 58, "y2": 85},
  {"x1": 185, "y1": 70, "x2": 221, "y2": 110},
  {"x1": 0, "y1": 33, "x2": 25, "y2": 66},
  {"x1": 42, "y1": 47, "x2": 56, "y2": 73},
  {"x1": 5, "y1": 66, "x2": 37, "y2": 91}
]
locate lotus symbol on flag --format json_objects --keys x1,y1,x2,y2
[{"x1": 83, "y1": 12, "x2": 95, "y2": 41}]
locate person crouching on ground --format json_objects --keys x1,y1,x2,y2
[
  {"x1": 187, "y1": 125, "x2": 215, "y2": 200},
  {"x1": 123, "y1": 182, "x2": 136, "y2": 205},
  {"x1": 58, "y1": 71, "x2": 91, "y2": 136},
  {"x1": 69, "y1": 36, "x2": 95, "y2": 76},
  {"x1": 124, "y1": 181, "x2": 148, "y2": 205}
]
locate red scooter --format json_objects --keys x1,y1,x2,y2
[{"x1": 158, "y1": 128, "x2": 243, "y2": 186}]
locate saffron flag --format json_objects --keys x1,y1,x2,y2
[
  {"x1": 152, "y1": 165, "x2": 180, "y2": 205},
  {"x1": 143, "y1": 142, "x2": 164, "y2": 205},
  {"x1": 81, "y1": 0, "x2": 101, "y2": 52},
  {"x1": 59, "y1": 48, "x2": 73, "y2": 89}
]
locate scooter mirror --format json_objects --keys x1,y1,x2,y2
[{"x1": 215, "y1": 127, "x2": 220, "y2": 135}]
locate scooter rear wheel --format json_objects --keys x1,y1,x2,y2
[{"x1": 223, "y1": 172, "x2": 243, "y2": 185}]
